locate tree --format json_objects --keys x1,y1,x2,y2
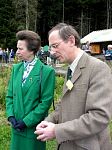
[
  {"x1": 0, "y1": 0, "x2": 17, "y2": 48},
  {"x1": 0, "y1": 0, "x2": 111, "y2": 47},
  {"x1": 12, "y1": 0, "x2": 38, "y2": 31},
  {"x1": 107, "y1": 0, "x2": 112, "y2": 29}
]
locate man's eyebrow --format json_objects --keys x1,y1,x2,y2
[{"x1": 50, "y1": 42, "x2": 58, "y2": 46}]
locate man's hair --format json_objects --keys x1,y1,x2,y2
[
  {"x1": 48, "y1": 23, "x2": 81, "y2": 47},
  {"x1": 108, "y1": 44, "x2": 112, "y2": 49},
  {"x1": 16, "y1": 30, "x2": 41, "y2": 54}
]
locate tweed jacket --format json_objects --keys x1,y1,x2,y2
[{"x1": 46, "y1": 52, "x2": 112, "y2": 150}]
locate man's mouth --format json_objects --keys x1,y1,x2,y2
[{"x1": 50, "y1": 54, "x2": 58, "y2": 59}]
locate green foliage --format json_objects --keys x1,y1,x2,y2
[
  {"x1": 49, "y1": 75, "x2": 64, "y2": 112},
  {"x1": 0, "y1": 0, "x2": 17, "y2": 48},
  {"x1": 0, "y1": 0, "x2": 110, "y2": 46},
  {"x1": 46, "y1": 140, "x2": 57, "y2": 150},
  {"x1": 109, "y1": 121, "x2": 112, "y2": 141},
  {"x1": 0, "y1": 111, "x2": 57, "y2": 149},
  {"x1": 78, "y1": 0, "x2": 102, "y2": 4},
  {"x1": 0, "y1": 125, "x2": 11, "y2": 150},
  {"x1": 0, "y1": 65, "x2": 112, "y2": 149},
  {"x1": 0, "y1": 111, "x2": 11, "y2": 150},
  {"x1": 0, "y1": 110, "x2": 112, "y2": 149},
  {"x1": 0, "y1": 65, "x2": 11, "y2": 108},
  {"x1": 0, "y1": 67, "x2": 64, "y2": 149},
  {"x1": 54, "y1": 76, "x2": 64, "y2": 101}
]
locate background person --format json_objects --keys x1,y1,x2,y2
[
  {"x1": 82, "y1": 41, "x2": 91, "y2": 54},
  {"x1": 0, "y1": 47, "x2": 3, "y2": 63},
  {"x1": 105, "y1": 44, "x2": 112, "y2": 60},
  {"x1": 9, "y1": 49, "x2": 15, "y2": 63},
  {"x1": 6, "y1": 30, "x2": 55, "y2": 150},
  {"x1": 35, "y1": 23, "x2": 112, "y2": 150}
]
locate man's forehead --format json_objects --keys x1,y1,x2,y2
[
  {"x1": 49, "y1": 30, "x2": 61, "y2": 43},
  {"x1": 49, "y1": 30, "x2": 59, "y2": 38}
]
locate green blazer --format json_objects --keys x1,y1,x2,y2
[{"x1": 6, "y1": 59, "x2": 55, "y2": 138}]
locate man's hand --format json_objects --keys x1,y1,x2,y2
[
  {"x1": 34, "y1": 121, "x2": 56, "y2": 141},
  {"x1": 36, "y1": 121, "x2": 49, "y2": 129}
]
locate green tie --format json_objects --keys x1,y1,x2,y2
[{"x1": 67, "y1": 67, "x2": 72, "y2": 80}]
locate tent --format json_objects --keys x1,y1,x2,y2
[
  {"x1": 81, "y1": 29, "x2": 112, "y2": 44},
  {"x1": 81, "y1": 29, "x2": 112, "y2": 54}
]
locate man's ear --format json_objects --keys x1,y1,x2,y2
[{"x1": 68, "y1": 35, "x2": 75, "y2": 47}]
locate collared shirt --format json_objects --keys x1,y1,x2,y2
[
  {"x1": 22, "y1": 56, "x2": 38, "y2": 86},
  {"x1": 69, "y1": 50, "x2": 84, "y2": 76}
]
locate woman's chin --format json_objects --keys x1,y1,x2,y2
[{"x1": 17, "y1": 57, "x2": 23, "y2": 61}]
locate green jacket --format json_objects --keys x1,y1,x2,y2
[{"x1": 6, "y1": 59, "x2": 55, "y2": 138}]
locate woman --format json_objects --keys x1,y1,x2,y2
[{"x1": 6, "y1": 30, "x2": 55, "y2": 150}]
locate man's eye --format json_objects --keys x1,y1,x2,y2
[{"x1": 53, "y1": 45, "x2": 58, "y2": 48}]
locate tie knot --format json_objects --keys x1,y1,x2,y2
[{"x1": 67, "y1": 67, "x2": 72, "y2": 80}]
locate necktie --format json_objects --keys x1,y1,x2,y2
[{"x1": 67, "y1": 67, "x2": 72, "y2": 80}]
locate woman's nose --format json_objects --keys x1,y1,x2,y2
[{"x1": 16, "y1": 49, "x2": 19, "y2": 55}]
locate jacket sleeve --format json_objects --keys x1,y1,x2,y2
[
  {"x1": 6, "y1": 67, "x2": 14, "y2": 118},
  {"x1": 23, "y1": 68, "x2": 55, "y2": 127},
  {"x1": 45, "y1": 78, "x2": 67, "y2": 123},
  {"x1": 45, "y1": 100, "x2": 62, "y2": 123},
  {"x1": 55, "y1": 61, "x2": 112, "y2": 144}
]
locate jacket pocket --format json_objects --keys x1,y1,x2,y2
[
  {"x1": 75, "y1": 135, "x2": 100, "y2": 150},
  {"x1": 58, "y1": 140, "x2": 88, "y2": 150}
]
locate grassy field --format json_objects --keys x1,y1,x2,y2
[
  {"x1": 0, "y1": 65, "x2": 64, "y2": 150},
  {"x1": 0, "y1": 110, "x2": 112, "y2": 150},
  {"x1": 0, "y1": 108, "x2": 57, "y2": 150},
  {"x1": 0, "y1": 60, "x2": 112, "y2": 149}
]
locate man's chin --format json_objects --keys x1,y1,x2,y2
[
  {"x1": 56, "y1": 56, "x2": 63, "y2": 62},
  {"x1": 59, "y1": 59, "x2": 64, "y2": 63}
]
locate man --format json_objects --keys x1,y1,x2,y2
[
  {"x1": 105, "y1": 44, "x2": 112, "y2": 60},
  {"x1": 82, "y1": 41, "x2": 91, "y2": 54},
  {"x1": 0, "y1": 47, "x2": 3, "y2": 63},
  {"x1": 6, "y1": 30, "x2": 55, "y2": 150},
  {"x1": 35, "y1": 23, "x2": 112, "y2": 150}
]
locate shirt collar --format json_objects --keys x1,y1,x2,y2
[
  {"x1": 69, "y1": 50, "x2": 84, "y2": 74},
  {"x1": 24, "y1": 56, "x2": 38, "y2": 68}
]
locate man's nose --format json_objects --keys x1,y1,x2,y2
[{"x1": 50, "y1": 50, "x2": 56, "y2": 55}]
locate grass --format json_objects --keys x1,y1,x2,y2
[
  {"x1": 0, "y1": 66, "x2": 64, "y2": 150},
  {"x1": 0, "y1": 110, "x2": 57, "y2": 150},
  {"x1": 0, "y1": 125, "x2": 10, "y2": 150},
  {"x1": 0, "y1": 111, "x2": 11, "y2": 150},
  {"x1": 0, "y1": 60, "x2": 112, "y2": 149},
  {"x1": 0, "y1": 109, "x2": 112, "y2": 149},
  {"x1": 109, "y1": 121, "x2": 112, "y2": 141}
]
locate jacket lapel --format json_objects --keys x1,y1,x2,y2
[
  {"x1": 14, "y1": 63, "x2": 25, "y2": 115},
  {"x1": 17, "y1": 63, "x2": 24, "y2": 86},
  {"x1": 22, "y1": 59, "x2": 42, "y2": 96},
  {"x1": 63, "y1": 52, "x2": 88, "y2": 96}
]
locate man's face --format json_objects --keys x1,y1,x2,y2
[
  {"x1": 49, "y1": 30, "x2": 75, "y2": 63},
  {"x1": 16, "y1": 40, "x2": 34, "y2": 61}
]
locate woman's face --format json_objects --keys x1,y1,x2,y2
[{"x1": 16, "y1": 40, "x2": 34, "y2": 61}]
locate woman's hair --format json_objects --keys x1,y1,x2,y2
[
  {"x1": 16, "y1": 30, "x2": 41, "y2": 54},
  {"x1": 48, "y1": 23, "x2": 81, "y2": 47}
]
